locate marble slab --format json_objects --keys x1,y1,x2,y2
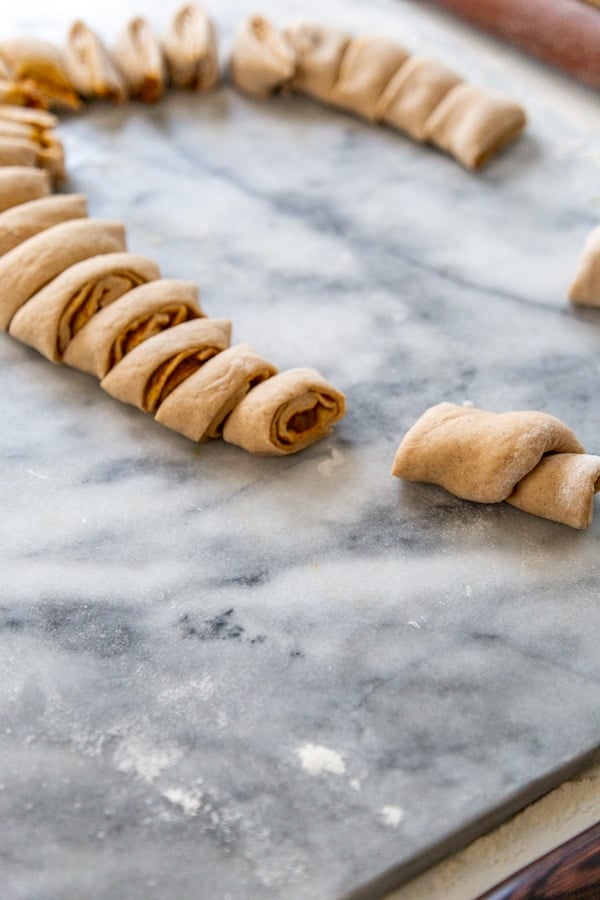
[{"x1": 2, "y1": 1, "x2": 600, "y2": 898}]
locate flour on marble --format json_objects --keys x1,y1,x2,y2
[
  {"x1": 317, "y1": 447, "x2": 346, "y2": 477},
  {"x1": 297, "y1": 743, "x2": 346, "y2": 776},
  {"x1": 381, "y1": 805, "x2": 404, "y2": 827},
  {"x1": 114, "y1": 739, "x2": 183, "y2": 783},
  {"x1": 161, "y1": 786, "x2": 203, "y2": 816}
]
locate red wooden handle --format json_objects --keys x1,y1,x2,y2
[
  {"x1": 427, "y1": 0, "x2": 600, "y2": 90},
  {"x1": 477, "y1": 820, "x2": 600, "y2": 899}
]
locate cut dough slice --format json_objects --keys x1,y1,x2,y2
[
  {"x1": 155, "y1": 342, "x2": 277, "y2": 441},
  {"x1": 0, "y1": 193, "x2": 87, "y2": 257},
  {"x1": 230, "y1": 15, "x2": 295, "y2": 98},
  {"x1": 375, "y1": 55, "x2": 463, "y2": 140},
  {"x1": 425, "y1": 83, "x2": 527, "y2": 169},
  {"x1": 163, "y1": 3, "x2": 219, "y2": 91},
  {"x1": 0, "y1": 136, "x2": 39, "y2": 167},
  {"x1": 569, "y1": 224, "x2": 600, "y2": 306},
  {"x1": 0, "y1": 105, "x2": 57, "y2": 129},
  {"x1": 9, "y1": 252, "x2": 159, "y2": 362},
  {"x1": 222, "y1": 367, "x2": 346, "y2": 455},
  {"x1": 0, "y1": 165, "x2": 49, "y2": 212},
  {"x1": 0, "y1": 218, "x2": 126, "y2": 330},
  {"x1": 328, "y1": 35, "x2": 409, "y2": 120},
  {"x1": 113, "y1": 17, "x2": 166, "y2": 103},
  {"x1": 284, "y1": 22, "x2": 350, "y2": 103},
  {"x1": 64, "y1": 20, "x2": 127, "y2": 102},
  {"x1": 63, "y1": 279, "x2": 202, "y2": 378},
  {"x1": 507, "y1": 453, "x2": 600, "y2": 530},
  {"x1": 101, "y1": 318, "x2": 232, "y2": 412},
  {"x1": 0, "y1": 38, "x2": 80, "y2": 109}
]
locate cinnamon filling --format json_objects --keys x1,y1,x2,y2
[
  {"x1": 109, "y1": 304, "x2": 199, "y2": 370},
  {"x1": 143, "y1": 347, "x2": 218, "y2": 413}
]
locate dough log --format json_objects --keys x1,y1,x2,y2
[
  {"x1": 222, "y1": 367, "x2": 346, "y2": 455},
  {"x1": 230, "y1": 16, "x2": 526, "y2": 168},
  {"x1": 9, "y1": 252, "x2": 160, "y2": 362},
  {"x1": 392, "y1": 402, "x2": 600, "y2": 528}
]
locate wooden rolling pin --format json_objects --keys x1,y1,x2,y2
[{"x1": 426, "y1": 0, "x2": 600, "y2": 90}]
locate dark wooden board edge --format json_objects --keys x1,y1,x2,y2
[{"x1": 345, "y1": 742, "x2": 600, "y2": 900}]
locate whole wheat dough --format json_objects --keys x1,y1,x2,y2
[
  {"x1": 64, "y1": 20, "x2": 127, "y2": 102},
  {"x1": 392, "y1": 403, "x2": 600, "y2": 528},
  {"x1": 0, "y1": 194, "x2": 87, "y2": 257},
  {"x1": 0, "y1": 218, "x2": 126, "y2": 330},
  {"x1": 284, "y1": 22, "x2": 349, "y2": 103},
  {"x1": 163, "y1": 3, "x2": 219, "y2": 91},
  {"x1": 425, "y1": 83, "x2": 527, "y2": 169},
  {"x1": 328, "y1": 35, "x2": 409, "y2": 121},
  {"x1": 63, "y1": 279, "x2": 202, "y2": 378},
  {"x1": 101, "y1": 317, "x2": 232, "y2": 412},
  {"x1": 9, "y1": 252, "x2": 159, "y2": 361},
  {"x1": 230, "y1": 15, "x2": 295, "y2": 98},
  {"x1": 568, "y1": 225, "x2": 600, "y2": 306},
  {"x1": 155, "y1": 342, "x2": 277, "y2": 441},
  {"x1": 222, "y1": 367, "x2": 346, "y2": 455},
  {"x1": 0, "y1": 38, "x2": 80, "y2": 109},
  {"x1": 0, "y1": 166, "x2": 49, "y2": 212},
  {"x1": 113, "y1": 17, "x2": 166, "y2": 103}
]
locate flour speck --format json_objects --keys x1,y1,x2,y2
[
  {"x1": 381, "y1": 805, "x2": 404, "y2": 827},
  {"x1": 297, "y1": 743, "x2": 346, "y2": 776}
]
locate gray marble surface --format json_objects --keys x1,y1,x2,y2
[{"x1": 2, "y1": 1, "x2": 600, "y2": 898}]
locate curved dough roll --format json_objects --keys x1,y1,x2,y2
[
  {"x1": 64, "y1": 20, "x2": 127, "y2": 103},
  {"x1": 101, "y1": 317, "x2": 232, "y2": 412},
  {"x1": 328, "y1": 36, "x2": 409, "y2": 121},
  {"x1": 0, "y1": 193, "x2": 87, "y2": 257},
  {"x1": 375, "y1": 55, "x2": 463, "y2": 141},
  {"x1": 391, "y1": 403, "x2": 599, "y2": 528},
  {"x1": 230, "y1": 15, "x2": 295, "y2": 98},
  {"x1": 222, "y1": 367, "x2": 346, "y2": 455},
  {"x1": 113, "y1": 17, "x2": 166, "y2": 103},
  {"x1": 163, "y1": 4, "x2": 219, "y2": 91},
  {"x1": 0, "y1": 166, "x2": 49, "y2": 212},
  {"x1": 156, "y1": 342, "x2": 277, "y2": 442},
  {"x1": 569, "y1": 225, "x2": 600, "y2": 306},
  {"x1": 425, "y1": 83, "x2": 527, "y2": 169},
  {"x1": 0, "y1": 38, "x2": 80, "y2": 109},
  {"x1": 284, "y1": 22, "x2": 349, "y2": 103},
  {"x1": 0, "y1": 136, "x2": 39, "y2": 167},
  {"x1": 0, "y1": 105, "x2": 57, "y2": 131},
  {"x1": 9, "y1": 252, "x2": 159, "y2": 362},
  {"x1": 0, "y1": 218, "x2": 126, "y2": 330},
  {"x1": 63, "y1": 279, "x2": 202, "y2": 378}
]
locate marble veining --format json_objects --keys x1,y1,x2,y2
[{"x1": 2, "y1": 1, "x2": 600, "y2": 898}]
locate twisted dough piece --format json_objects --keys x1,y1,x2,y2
[
  {"x1": 0, "y1": 105, "x2": 65, "y2": 181},
  {"x1": 230, "y1": 16, "x2": 526, "y2": 169},
  {"x1": 392, "y1": 403, "x2": 600, "y2": 528},
  {"x1": 569, "y1": 225, "x2": 600, "y2": 307},
  {"x1": 0, "y1": 194, "x2": 86, "y2": 256},
  {"x1": 113, "y1": 17, "x2": 166, "y2": 103},
  {"x1": 0, "y1": 38, "x2": 80, "y2": 109},
  {"x1": 163, "y1": 3, "x2": 219, "y2": 91},
  {"x1": 0, "y1": 165, "x2": 49, "y2": 211}
]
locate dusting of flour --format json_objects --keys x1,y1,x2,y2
[
  {"x1": 381, "y1": 806, "x2": 404, "y2": 827},
  {"x1": 296, "y1": 743, "x2": 346, "y2": 776}
]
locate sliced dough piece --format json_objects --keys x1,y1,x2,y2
[
  {"x1": 63, "y1": 279, "x2": 202, "y2": 378},
  {"x1": 113, "y1": 17, "x2": 166, "y2": 103},
  {"x1": 0, "y1": 39, "x2": 80, "y2": 109},
  {"x1": 0, "y1": 136, "x2": 39, "y2": 167},
  {"x1": 163, "y1": 4, "x2": 219, "y2": 91},
  {"x1": 101, "y1": 318, "x2": 232, "y2": 412},
  {"x1": 328, "y1": 36, "x2": 408, "y2": 120},
  {"x1": 230, "y1": 15, "x2": 295, "y2": 98},
  {"x1": 10, "y1": 252, "x2": 159, "y2": 362},
  {"x1": 569, "y1": 224, "x2": 600, "y2": 306},
  {"x1": 0, "y1": 193, "x2": 87, "y2": 257},
  {"x1": 425, "y1": 83, "x2": 527, "y2": 169},
  {"x1": 0, "y1": 105, "x2": 57, "y2": 130},
  {"x1": 64, "y1": 20, "x2": 127, "y2": 103},
  {"x1": 391, "y1": 403, "x2": 583, "y2": 504},
  {"x1": 222, "y1": 367, "x2": 346, "y2": 455},
  {"x1": 375, "y1": 55, "x2": 463, "y2": 141},
  {"x1": 0, "y1": 166, "x2": 49, "y2": 212},
  {"x1": 0, "y1": 79, "x2": 45, "y2": 107},
  {"x1": 156, "y1": 343, "x2": 277, "y2": 442},
  {"x1": 0, "y1": 218, "x2": 126, "y2": 330},
  {"x1": 284, "y1": 22, "x2": 350, "y2": 103},
  {"x1": 507, "y1": 453, "x2": 600, "y2": 530},
  {"x1": 37, "y1": 132, "x2": 65, "y2": 182}
]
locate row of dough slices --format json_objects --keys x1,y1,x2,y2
[
  {"x1": 0, "y1": 4, "x2": 219, "y2": 108},
  {"x1": 230, "y1": 16, "x2": 527, "y2": 170},
  {"x1": 0, "y1": 106, "x2": 65, "y2": 182},
  {"x1": 0, "y1": 165, "x2": 346, "y2": 455}
]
